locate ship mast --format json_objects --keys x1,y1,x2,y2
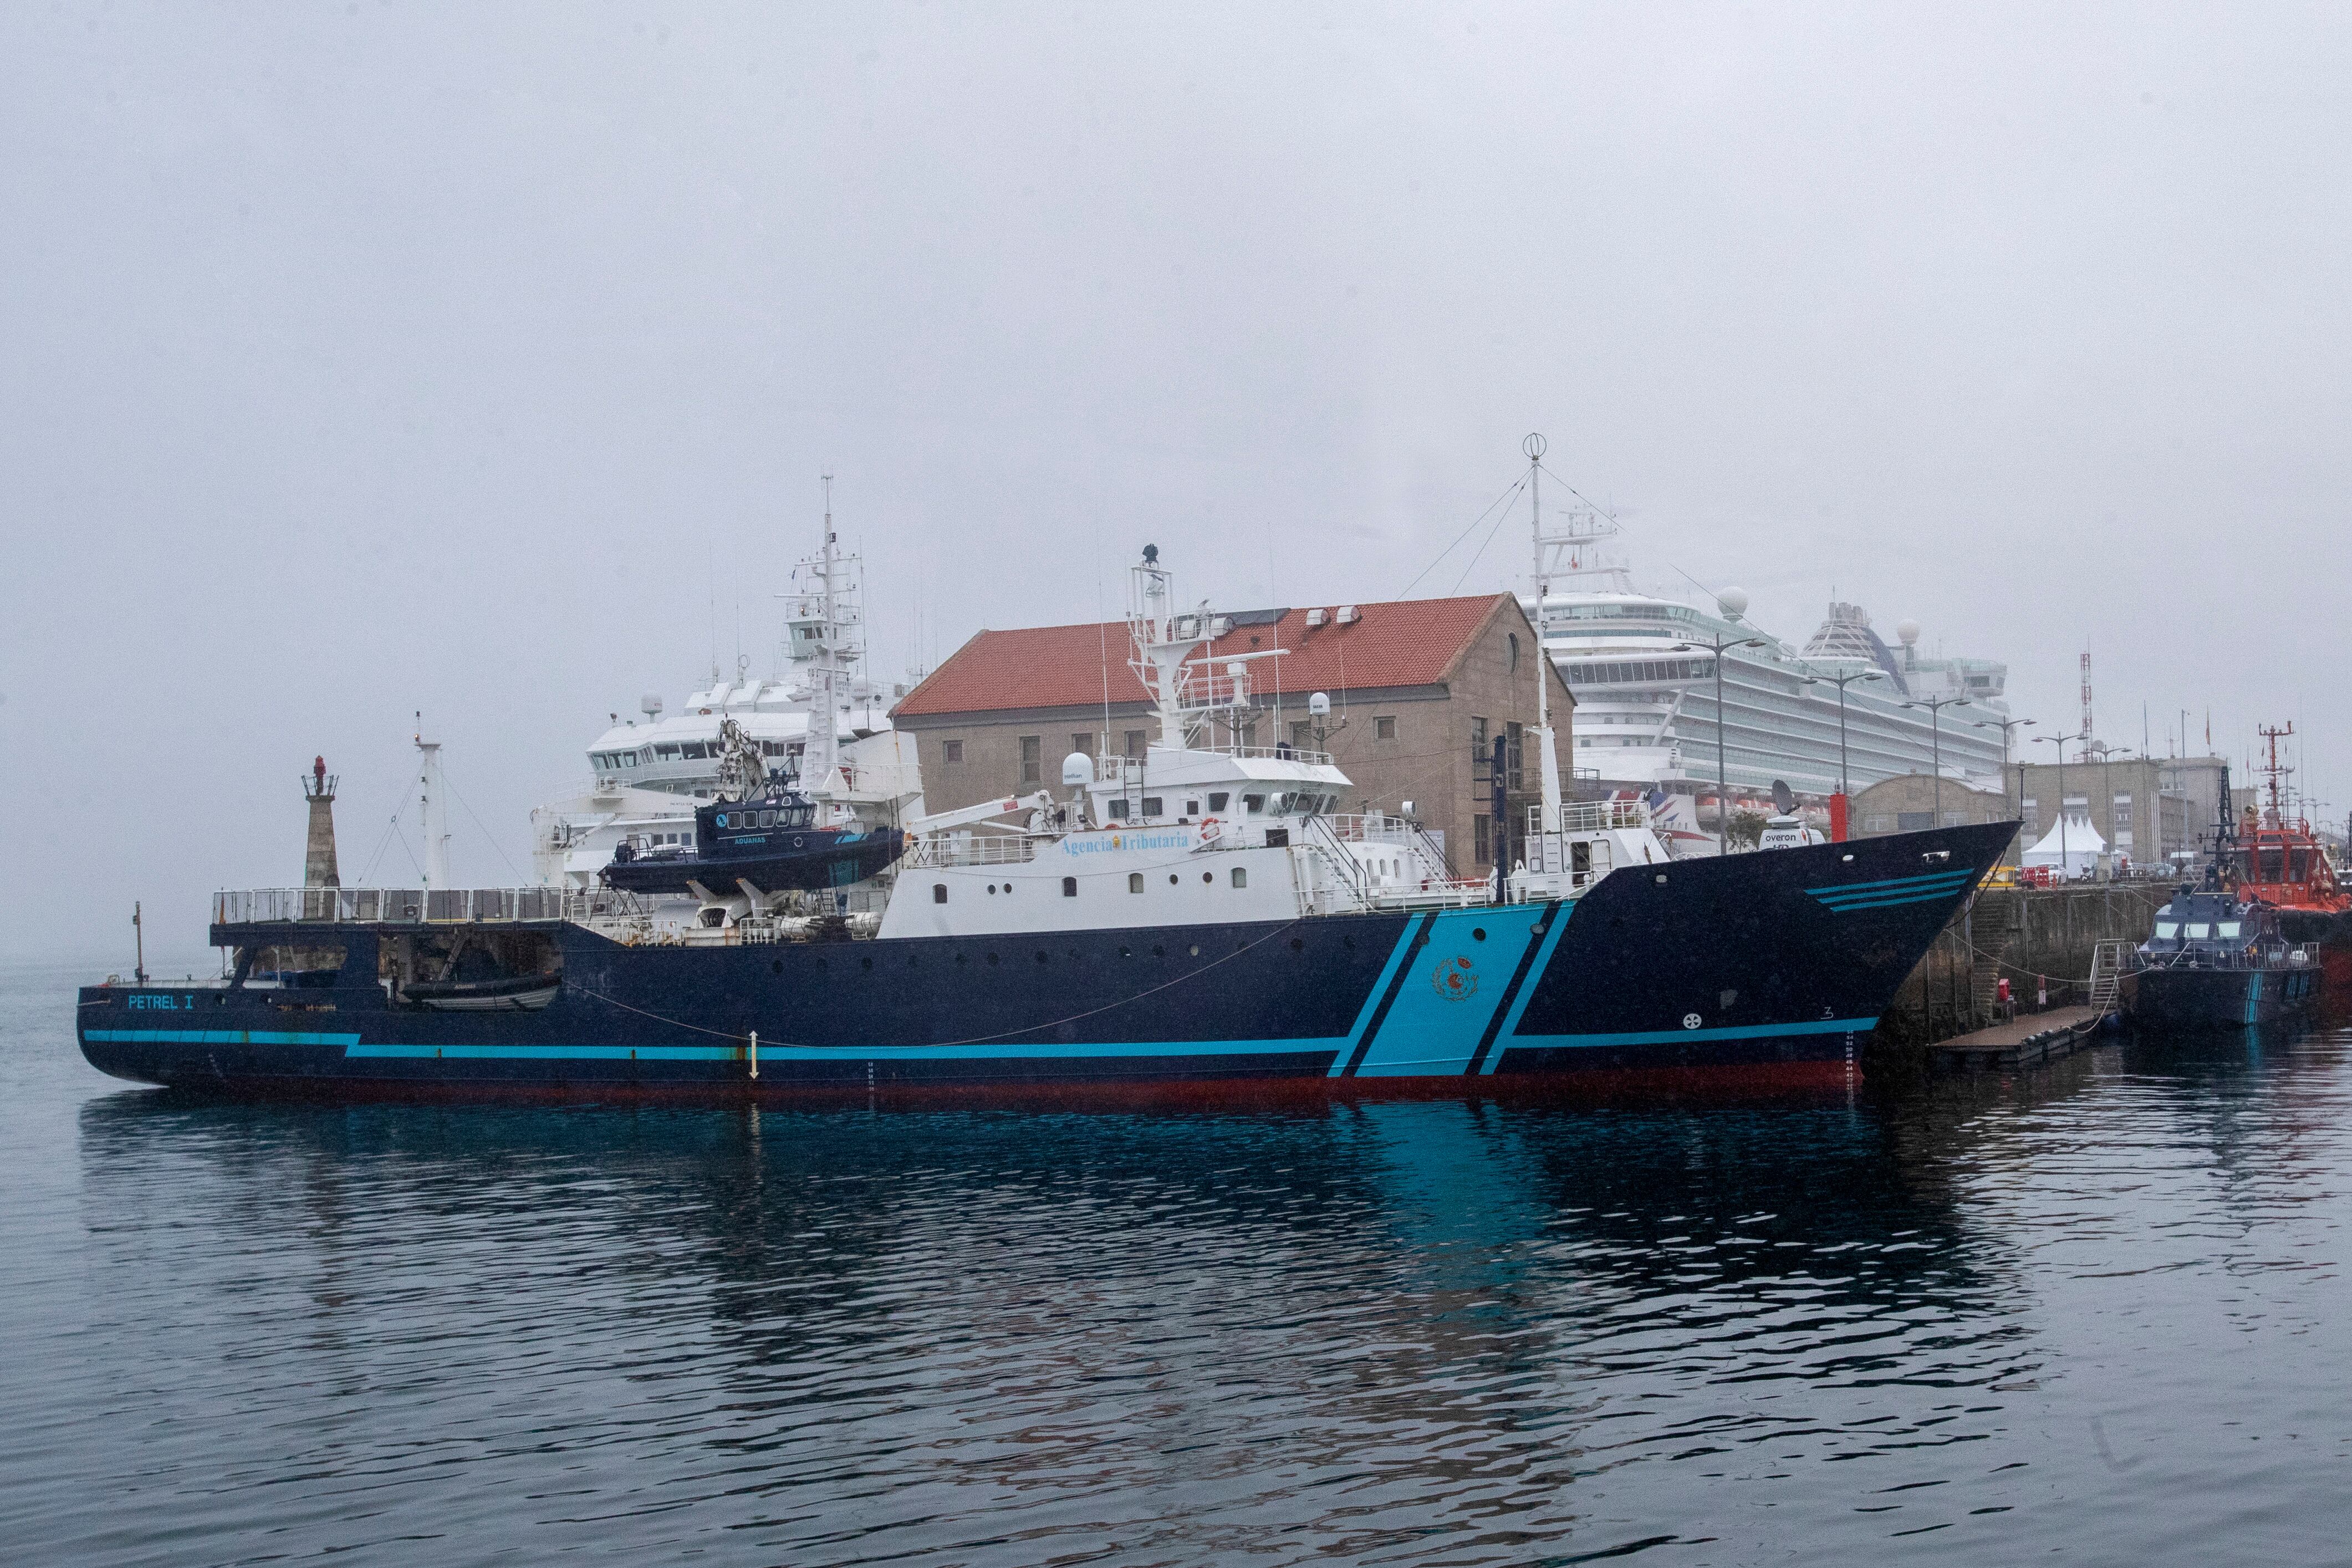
[
  {"x1": 2257, "y1": 721, "x2": 2295, "y2": 828},
  {"x1": 1525, "y1": 433, "x2": 1563, "y2": 833}
]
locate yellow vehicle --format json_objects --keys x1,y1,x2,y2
[{"x1": 1981, "y1": 864, "x2": 2023, "y2": 889}]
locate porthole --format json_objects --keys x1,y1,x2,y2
[
  {"x1": 1169, "y1": 873, "x2": 1180, "y2": 886},
  {"x1": 955, "y1": 952, "x2": 967, "y2": 966},
  {"x1": 1188, "y1": 944, "x2": 1199, "y2": 957},
  {"x1": 1289, "y1": 938, "x2": 1304, "y2": 952},
  {"x1": 860, "y1": 957, "x2": 873, "y2": 971},
  {"x1": 1152, "y1": 944, "x2": 1166, "y2": 957},
  {"x1": 1119, "y1": 945, "x2": 1132, "y2": 958},
  {"x1": 771, "y1": 959, "x2": 783, "y2": 974},
  {"x1": 1654, "y1": 874, "x2": 1668, "y2": 885},
  {"x1": 986, "y1": 952, "x2": 1000, "y2": 966},
  {"x1": 1202, "y1": 871, "x2": 1213, "y2": 883},
  {"x1": 1035, "y1": 951, "x2": 1049, "y2": 964},
  {"x1": 1343, "y1": 936, "x2": 1355, "y2": 949},
  {"x1": 1471, "y1": 927, "x2": 1487, "y2": 942},
  {"x1": 986, "y1": 884, "x2": 997, "y2": 895}
]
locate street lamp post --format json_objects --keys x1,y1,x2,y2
[
  {"x1": 1901, "y1": 694, "x2": 1975, "y2": 829},
  {"x1": 2033, "y1": 731, "x2": 2089, "y2": 880},
  {"x1": 1974, "y1": 716, "x2": 2037, "y2": 860},
  {"x1": 1674, "y1": 631, "x2": 1769, "y2": 855},
  {"x1": 1800, "y1": 667, "x2": 1886, "y2": 798}
]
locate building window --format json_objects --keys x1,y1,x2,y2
[
  {"x1": 1124, "y1": 729, "x2": 1148, "y2": 760},
  {"x1": 1898, "y1": 811, "x2": 1933, "y2": 831},
  {"x1": 1291, "y1": 720, "x2": 1312, "y2": 750},
  {"x1": 2022, "y1": 800, "x2": 2039, "y2": 832},
  {"x1": 1231, "y1": 867, "x2": 1248, "y2": 889},
  {"x1": 932, "y1": 883, "x2": 947, "y2": 903},
  {"x1": 1375, "y1": 716, "x2": 1397, "y2": 741},
  {"x1": 1864, "y1": 814, "x2": 1892, "y2": 833},
  {"x1": 1507, "y1": 722, "x2": 1524, "y2": 791},
  {"x1": 1071, "y1": 733, "x2": 1095, "y2": 762},
  {"x1": 1471, "y1": 717, "x2": 1489, "y2": 782},
  {"x1": 1062, "y1": 876, "x2": 1078, "y2": 897},
  {"x1": 2113, "y1": 794, "x2": 2133, "y2": 829},
  {"x1": 1019, "y1": 736, "x2": 1042, "y2": 784},
  {"x1": 1473, "y1": 813, "x2": 1492, "y2": 865},
  {"x1": 1128, "y1": 872, "x2": 1145, "y2": 893},
  {"x1": 1942, "y1": 811, "x2": 1965, "y2": 827},
  {"x1": 1507, "y1": 631, "x2": 1520, "y2": 673},
  {"x1": 942, "y1": 740, "x2": 963, "y2": 765}
]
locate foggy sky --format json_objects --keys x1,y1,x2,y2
[{"x1": 7, "y1": 3, "x2": 2349, "y2": 965}]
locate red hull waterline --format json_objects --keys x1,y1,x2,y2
[{"x1": 105, "y1": 1056, "x2": 1863, "y2": 1114}]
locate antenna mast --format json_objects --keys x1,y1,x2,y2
[{"x1": 1524, "y1": 433, "x2": 1563, "y2": 832}]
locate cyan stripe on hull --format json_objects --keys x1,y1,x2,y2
[
  {"x1": 1351, "y1": 906, "x2": 1552, "y2": 1077},
  {"x1": 86, "y1": 1028, "x2": 363, "y2": 1048},
  {"x1": 1805, "y1": 869, "x2": 1978, "y2": 897},
  {"x1": 1480, "y1": 902, "x2": 1577, "y2": 1074},
  {"x1": 1812, "y1": 887, "x2": 1977, "y2": 912}
]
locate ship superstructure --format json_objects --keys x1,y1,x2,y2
[{"x1": 1524, "y1": 500, "x2": 2009, "y2": 840}]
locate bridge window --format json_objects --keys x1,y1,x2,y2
[
  {"x1": 1128, "y1": 872, "x2": 1144, "y2": 893},
  {"x1": 1231, "y1": 867, "x2": 1248, "y2": 888},
  {"x1": 682, "y1": 742, "x2": 708, "y2": 760},
  {"x1": 932, "y1": 883, "x2": 947, "y2": 903},
  {"x1": 1243, "y1": 794, "x2": 1266, "y2": 814},
  {"x1": 1208, "y1": 793, "x2": 1229, "y2": 813},
  {"x1": 1141, "y1": 797, "x2": 1164, "y2": 818},
  {"x1": 1062, "y1": 876, "x2": 1078, "y2": 897}
]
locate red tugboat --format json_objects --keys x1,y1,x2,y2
[{"x1": 2222, "y1": 723, "x2": 2352, "y2": 989}]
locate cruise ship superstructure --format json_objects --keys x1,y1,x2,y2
[{"x1": 1528, "y1": 500, "x2": 2009, "y2": 842}]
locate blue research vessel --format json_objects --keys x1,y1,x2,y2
[{"x1": 80, "y1": 550, "x2": 2008, "y2": 1097}]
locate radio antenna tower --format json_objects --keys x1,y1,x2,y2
[{"x1": 2079, "y1": 650, "x2": 2094, "y2": 760}]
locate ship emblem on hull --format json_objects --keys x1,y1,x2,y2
[{"x1": 1432, "y1": 955, "x2": 1479, "y2": 1000}]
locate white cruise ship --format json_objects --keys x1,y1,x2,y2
[{"x1": 1527, "y1": 501, "x2": 2010, "y2": 844}]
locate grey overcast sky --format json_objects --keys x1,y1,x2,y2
[{"x1": 5, "y1": 3, "x2": 2349, "y2": 963}]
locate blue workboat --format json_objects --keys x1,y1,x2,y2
[{"x1": 2126, "y1": 887, "x2": 2320, "y2": 1029}]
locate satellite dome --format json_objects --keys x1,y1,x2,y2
[
  {"x1": 1716, "y1": 586, "x2": 1749, "y2": 620},
  {"x1": 1062, "y1": 752, "x2": 1095, "y2": 786},
  {"x1": 1896, "y1": 619, "x2": 1922, "y2": 647}
]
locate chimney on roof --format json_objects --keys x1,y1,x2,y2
[
  {"x1": 1305, "y1": 607, "x2": 1326, "y2": 628},
  {"x1": 1335, "y1": 605, "x2": 1360, "y2": 625}
]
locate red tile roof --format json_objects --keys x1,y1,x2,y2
[{"x1": 894, "y1": 593, "x2": 1515, "y2": 719}]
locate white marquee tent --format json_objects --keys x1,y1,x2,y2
[{"x1": 2021, "y1": 810, "x2": 2107, "y2": 879}]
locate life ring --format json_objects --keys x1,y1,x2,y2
[{"x1": 1198, "y1": 816, "x2": 1222, "y2": 844}]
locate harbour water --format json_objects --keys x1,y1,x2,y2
[{"x1": 7, "y1": 957, "x2": 2350, "y2": 1564}]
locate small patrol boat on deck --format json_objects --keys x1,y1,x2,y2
[{"x1": 599, "y1": 719, "x2": 910, "y2": 903}]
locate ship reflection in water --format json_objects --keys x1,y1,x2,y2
[{"x1": 17, "y1": 1017, "x2": 2352, "y2": 1564}]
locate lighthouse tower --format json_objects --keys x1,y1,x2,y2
[{"x1": 303, "y1": 756, "x2": 341, "y2": 888}]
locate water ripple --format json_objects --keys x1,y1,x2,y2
[{"x1": 5, "y1": 966, "x2": 2350, "y2": 1564}]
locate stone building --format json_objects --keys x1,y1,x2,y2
[
  {"x1": 890, "y1": 593, "x2": 1572, "y2": 875},
  {"x1": 1846, "y1": 774, "x2": 2018, "y2": 855},
  {"x1": 2157, "y1": 755, "x2": 2231, "y2": 862},
  {"x1": 2007, "y1": 757, "x2": 2190, "y2": 869}
]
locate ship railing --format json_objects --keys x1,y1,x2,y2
[
  {"x1": 1319, "y1": 812, "x2": 1419, "y2": 845},
  {"x1": 906, "y1": 834, "x2": 1043, "y2": 868},
  {"x1": 213, "y1": 887, "x2": 639, "y2": 926},
  {"x1": 1526, "y1": 798, "x2": 1653, "y2": 835}
]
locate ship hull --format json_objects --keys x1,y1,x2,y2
[
  {"x1": 2128, "y1": 965, "x2": 2321, "y2": 1030},
  {"x1": 79, "y1": 824, "x2": 2014, "y2": 1096}
]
